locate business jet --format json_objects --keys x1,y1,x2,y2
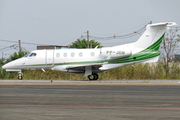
[{"x1": 2, "y1": 22, "x2": 176, "y2": 80}]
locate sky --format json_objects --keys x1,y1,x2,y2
[{"x1": 0, "y1": 0, "x2": 180, "y2": 58}]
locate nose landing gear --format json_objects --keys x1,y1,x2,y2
[
  {"x1": 18, "y1": 71, "x2": 23, "y2": 80},
  {"x1": 88, "y1": 73, "x2": 99, "y2": 81}
]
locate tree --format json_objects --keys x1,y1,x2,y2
[
  {"x1": 6, "y1": 51, "x2": 28, "y2": 63},
  {"x1": 161, "y1": 28, "x2": 180, "y2": 74},
  {"x1": 70, "y1": 39, "x2": 103, "y2": 48},
  {"x1": 0, "y1": 58, "x2": 5, "y2": 66}
]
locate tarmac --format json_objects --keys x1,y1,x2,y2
[
  {"x1": 0, "y1": 79, "x2": 180, "y2": 85},
  {"x1": 0, "y1": 80, "x2": 180, "y2": 120}
]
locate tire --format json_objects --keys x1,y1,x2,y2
[
  {"x1": 18, "y1": 75, "x2": 23, "y2": 80},
  {"x1": 93, "y1": 73, "x2": 98, "y2": 80},
  {"x1": 88, "y1": 75, "x2": 94, "y2": 81}
]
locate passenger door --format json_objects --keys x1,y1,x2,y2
[{"x1": 46, "y1": 50, "x2": 54, "y2": 67}]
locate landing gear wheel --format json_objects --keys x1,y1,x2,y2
[
  {"x1": 18, "y1": 71, "x2": 23, "y2": 80},
  {"x1": 88, "y1": 75, "x2": 94, "y2": 81},
  {"x1": 18, "y1": 75, "x2": 23, "y2": 80},
  {"x1": 93, "y1": 73, "x2": 98, "y2": 80},
  {"x1": 88, "y1": 73, "x2": 99, "y2": 81}
]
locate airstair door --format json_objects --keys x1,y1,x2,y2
[{"x1": 46, "y1": 50, "x2": 54, "y2": 67}]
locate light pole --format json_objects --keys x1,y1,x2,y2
[{"x1": 87, "y1": 31, "x2": 89, "y2": 49}]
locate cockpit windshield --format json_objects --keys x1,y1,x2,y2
[
  {"x1": 29, "y1": 53, "x2": 37, "y2": 57},
  {"x1": 23, "y1": 53, "x2": 37, "y2": 57},
  {"x1": 23, "y1": 53, "x2": 30, "y2": 58}
]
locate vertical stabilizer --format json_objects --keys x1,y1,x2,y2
[{"x1": 133, "y1": 22, "x2": 177, "y2": 49}]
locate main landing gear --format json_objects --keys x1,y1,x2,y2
[
  {"x1": 18, "y1": 71, "x2": 23, "y2": 80},
  {"x1": 88, "y1": 73, "x2": 99, "y2": 81}
]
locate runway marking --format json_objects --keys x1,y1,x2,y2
[{"x1": 0, "y1": 104, "x2": 180, "y2": 110}]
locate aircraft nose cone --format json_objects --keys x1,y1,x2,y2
[
  {"x1": 2, "y1": 64, "x2": 6, "y2": 69},
  {"x1": 2, "y1": 64, "x2": 8, "y2": 69},
  {"x1": 2, "y1": 63, "x2": 11, "y2": 69}
]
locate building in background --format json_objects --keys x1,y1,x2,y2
[{"x1": 37, "y1": 45, "x2": 75, "y2": 50}]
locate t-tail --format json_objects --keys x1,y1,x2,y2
[
  {"x1": 130, "y1": 22, "x2": 176, "y2": 63},
  {"x1": 134, "y1": 22, "x2": 176, "y2": 61},
  {"x1": 134, "y1": 22, "x2": 177, "y2": 50}
]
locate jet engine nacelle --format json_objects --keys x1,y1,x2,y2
[{"x1": 100, "y1": 47, "x2": 132, "y2": 59}]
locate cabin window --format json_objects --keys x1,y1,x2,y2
[
  {"x1": 29, "y1": 53, "x2": 36, "y2": 57},
  {"x1": 56, "y1": 53, "x2": 60, "y2": 57},
  {"x1": 91, "y1": 52, "x2": 95, "y2": 57},
  {"x1": 79, "y1": 52, "x2": 83, "y2": 57},
  {"x1": 71, "y1": 52, "x2": 75, "y2": 57},
  {"x1": 63, "y1": 53, "x2": 67, "y2": 57}
]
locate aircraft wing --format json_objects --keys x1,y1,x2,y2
[
  {"x1": 53, "y1": 63, "x2": 105, "y2": 75},
  {"x1": 66, "y1": 63, "x2": 104, "y2": 76},
  {"x1": 66, "y1": 63, "x2": 103, "y2": 69}
]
